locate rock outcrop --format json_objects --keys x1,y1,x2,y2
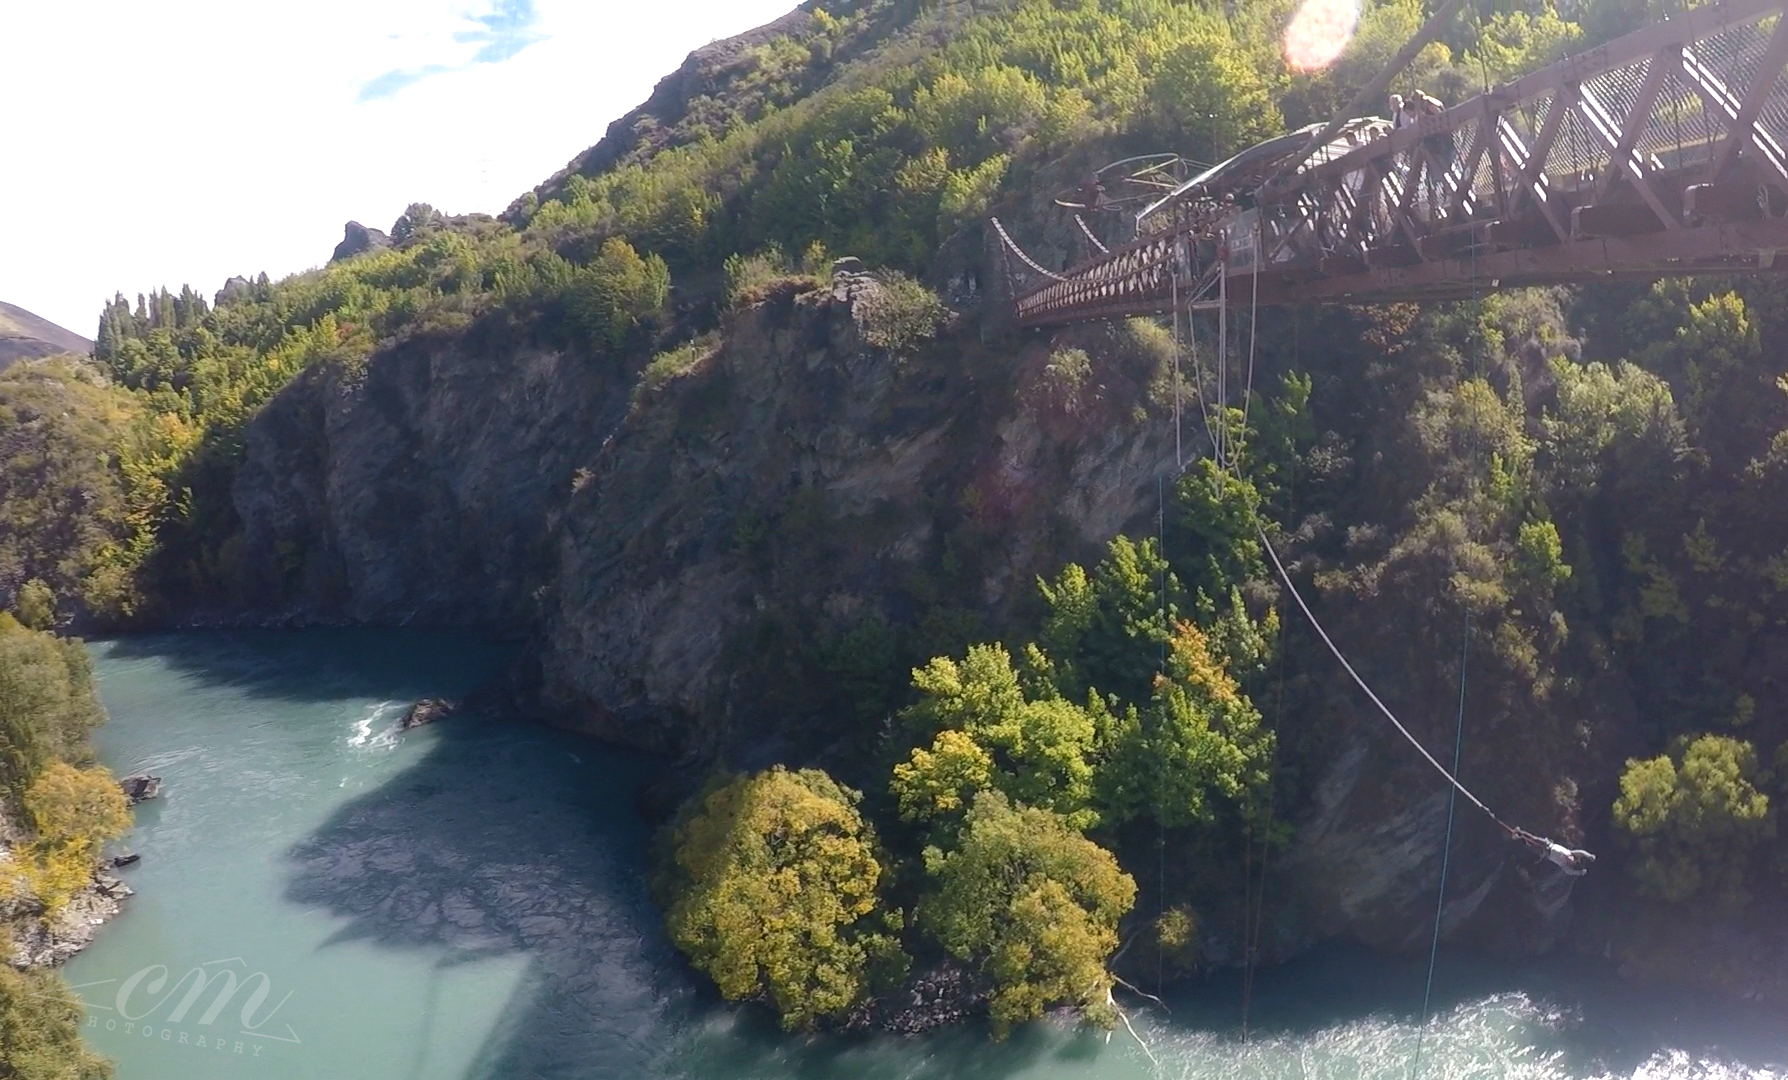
[
  {"x1": 401, "y1": 698, "x2": 458, "y2": 729},
  {"x1": 331, "y1": 220, "x2": 392, "y2": 263},
  {"x1": 119, "y1": 773, "x2": 161, "y2": 804},
  {"x1": 6, "y1": 871, "x2": 133, "y2": 969},
  {"x1": 0, "y1": 802, "x2": 133, "y2": 969}
]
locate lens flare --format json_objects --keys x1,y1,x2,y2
[{"x1": 1283, "y1": 0, "x2": 1363, "y2": 73}]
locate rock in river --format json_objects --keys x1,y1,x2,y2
[
  {"x1": 401, "y1": 698, "x2": 459, "y2": 729},
  {"x1": 119, "y1": 773, "x2": 161, "y2": 804}
]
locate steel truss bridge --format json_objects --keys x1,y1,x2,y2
[{"x1": 997, "y1": 0, "x2": 1788, "y2": 328}]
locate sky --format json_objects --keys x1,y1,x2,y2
[{"x1": 0, "y1": 0, "x2": 799, "y2": 337}]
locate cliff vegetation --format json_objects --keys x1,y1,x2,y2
[{"x1": 9, "y1": 0, "x2": 1788, "y2": 1038}]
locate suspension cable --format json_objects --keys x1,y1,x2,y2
[
  {"x1": 1256, "y1": 525, "x2": 1516, "y2": 836},
  {"x1": 1172, "y1": 267, "x2": 1184, "y2": 471},
  {"x1": 1185, "y1": 289, "x2": 1221, "y2": 459},
  {"x1": 1409, "y1": 610, "x2": 1470, "y2": 1080},
  {"x1": 1239, "y1": 220, "x2": 1262, "y2": 465},
  {"x1": 1217, "y1": 262, "x2": 1230, "y2": 468}
]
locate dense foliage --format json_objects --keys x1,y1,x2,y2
[
  {"x1": 0, "y1": 616, "x2": 124, "y2": 1074},
  {"x1": 0, "y1": 615, "x2": 128, "y2": 913},
  {"x1": 1612, "y1": 735, "x2": 1773, "y2": 906},
  {"x1": 658, "y1": 768, "x2": 904, "y2": 1030},
  {"x1": 15, "y1": 0, "x2": 1604, "y2": 630},
  {"x1": 919, "y1": 791, "x2": 1135, "y2": 1035},
  {"x1": 0, "y1": 362, "x2": 140, "y2": 624},
  {"x1": 0, "y1": 965, "x2": 112, "y2": 1080},
  {"x1": 0, "y1": 615, "x2": 106, "y2": 799}
]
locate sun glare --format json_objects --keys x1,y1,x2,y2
[{"x1": 1283, "y1": 0, "x2": 1363, "y2": 73}]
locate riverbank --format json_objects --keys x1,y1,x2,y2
[{"x1": 0, "y1": 803, "x2": 134, "y2": 969}]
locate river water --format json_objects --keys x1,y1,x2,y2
[{"x1": 61, "y1": 630, "x2": 1788, "y2": 1080}]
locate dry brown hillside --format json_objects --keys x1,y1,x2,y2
[{"x1": 0, "y1": 301, "x2": 91, "y2": 368}]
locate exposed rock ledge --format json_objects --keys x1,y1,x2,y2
[{"x1": 3, "y1": 865, "x2": 133, "y2": 970}]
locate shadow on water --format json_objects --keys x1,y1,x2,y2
[
  {"x1": 95, "y1": 628, "x2": 511, "y2": 705},
  {"x1": 277, "y1": 708, "x2": 1067, "y2": 1080}
]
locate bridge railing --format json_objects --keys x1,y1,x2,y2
[
  {"x1": 1003, "y1": 0, "x2": 1788, "y2": 325},
  {"x1": 1261, "y1": 0, "x2": 1788, "y2": 270}
]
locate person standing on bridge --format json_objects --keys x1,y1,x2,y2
[
  {"x1": 1413, "y1": 91, "x2": 1455, "y2": 168},
  {"x1": 1389, "y1": 93, "x2": 1414, "y2": 130}
]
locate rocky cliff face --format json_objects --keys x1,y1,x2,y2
[
  {"x1": 225, "y1": 267, "x2": 1573, "y2": 961},
  {"x1": 233, "y1": 274, "x2": 1174, "y2": 753}
]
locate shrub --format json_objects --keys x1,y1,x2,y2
[
  {"x1": 660, "y1": 767, "x2": 905, "y2": 1030},
  {"x1": 565, "y1": 238, "x2": 670, "y2": 354},
  {"x1": 893, "y1": 643, "x2": 1100, "y2": 830},
  {"x1": 0, "y1": 966, "x2": 112, "y2": 1079},
  {"x1": 632, "y1": 340, "x2": 716, "y2": 408},
  {"x1": 0, "y1": 616, "x2": 107, "y2": 797},
  {"x1": 1613, "y1": 734, "x2": 1774, "y2": 905},
  {"x1": 853, "y1": 274, "x2": 948, "y2": 354},
  {"x1": 919, "y1": 791, "x2": 1135, "y2": 1036},
  {"x1": 14, "y1": 761, "x2": 131, "y2": 914},
  {"x1": 1038, "y1": 347, "x2": 1092, "y2": 413}
]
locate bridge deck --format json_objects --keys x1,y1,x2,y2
[{"x1": 1001, "y1": 0, "x2": 1788, "y2": 326}]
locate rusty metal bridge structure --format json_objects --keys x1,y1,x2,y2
[{"x1": 996, "y1": 0, "x2": 1788, "y2": 328}]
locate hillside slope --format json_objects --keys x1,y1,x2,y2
[
  {"x1": 0, "y1": 301, "x2": 92, "y2": 368},
  {"x1": 18, "y1": 0, "x2": 1788, "y2": 1024}
]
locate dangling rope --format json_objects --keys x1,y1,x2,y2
[
  {"x1": 1184, "y1": 285, "x2": 1222, "y2": 460},
  {"x1": 1172, "y1": 267, "x2": 1184, "y2": 471},
  {"x1": 1239, "y1": 220, "x2": 1262, "y2": 466},
  {"x1": 1409, "y1": 610, "x2": 1470, "y2": 1080},
  {"x1": 1256, "y1": 526, "x2": 1517, "y2": 836}
]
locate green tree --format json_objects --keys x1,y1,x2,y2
[
  {"x1": 1145, "y1": 17, "x2": 1282, "y2": 160},
  {"x1": 0, "y1": 616, "x2": 107, "y2": 798},
  {"x1": 1100, "y1": 620, "x2": 1275, "y2": 828},
  {"x1": 390, "y1": 202, "x2": 440, "y2": 243},
  {"x1": 660, "y1": 767, "x2": 904, "y2": 1030},
  {"x1": 0, "y1": 362, "x2": 141, "y2": 622},
  {"x1": 853, "y1": 273, "x2": 948, "y2": 354},
  {"x1": 565, "y1": 237, "x2": 671, "y2": 354},
  {"x1": 1467, "y1": 1, "x2": 1583, "y2": 83},
  {"x1": 24, "y1": 761, "x2": 131, "y2": 852},
  {"x1": 1612, "y1": 734, "x2": 1774, "y2": 905},
  {"x1": 1172, "y1": 458, "x2": 1267, "y2": 609},
  {"x1": 894, "y1": 644, "x2": 1102, "y2": 829},
  {"x1": 910, "y1": 66, "x2": 1047, "y2": 163},
  {"x1": 1038, "y1": 536, "x2": 1178, "y2": 706},
  {"x1": 0, "y1": 966, "x2": 112, "y2": 1079},
  {"x1": 12, "y1": 580, "x2": 55, "y2": 632},
  {"x1": 15, "y1": 761, "x2": 131, "y2": 915},
  {"x1": 919, "y1": 791, "x2": 1135, "y2": 1037}
]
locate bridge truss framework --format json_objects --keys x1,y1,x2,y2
[{"x1": 998, "y1": 0, "x2": 1788, "y2": 327}]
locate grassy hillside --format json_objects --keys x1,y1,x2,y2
[{"x1": 0, "y1": 302, "x2": 93, "y2": 369}]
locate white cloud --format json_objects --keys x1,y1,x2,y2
[{"x1": 0, "y1": 0, "x2": 798, "y2": 336}]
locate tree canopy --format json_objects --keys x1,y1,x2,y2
[
  {"x1": 660, "y1": 767, "x2": 904, "y2": 1030},
  {"x1": 919, "y1": 791, "x2": 1135, "y2": 1037},
  {"x1": 1613, "y1": 735, "x2": 1774, "y2": 906},
  {"x1": 0, "y1": 966, "x2": 112, "y2": 1080}
]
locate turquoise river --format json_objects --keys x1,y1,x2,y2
[{"x1": 59, "y1": 630, "x2": 1788, "y2": 1080}]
